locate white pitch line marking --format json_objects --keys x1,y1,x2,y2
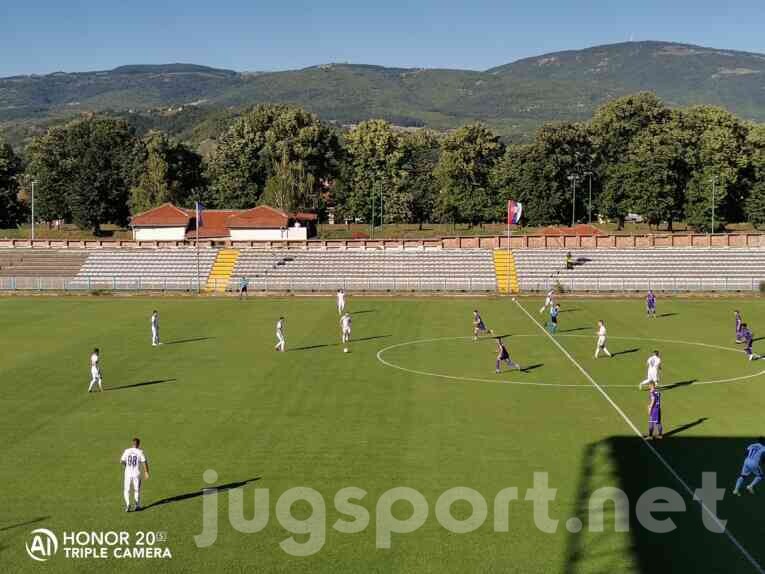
[
  {"x1": 513, "y1": 299, "x2": 765, "y2": 574},
  {"x1": 376, "y1": 335, "x2": 765, "y2": 388}
]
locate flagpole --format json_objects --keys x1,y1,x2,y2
[{"x1": 196, "y1": 202, "x2": 200, "y2": 294}]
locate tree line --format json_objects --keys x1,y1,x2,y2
[{"x1": 1, "y1": 93, "x2": 765, "y2": 234}]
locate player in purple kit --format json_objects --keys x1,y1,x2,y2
[
  {"x1": 646, "y1": 381, "x2": 663, "y2": 440},
  {"x1": 735, "y1": 310, "x2": 744, "y2": 343},
  {"x1": 495, "y1": 338, "x2": 520, "y2": 373},
  {"x1": 472, "y1": 309, "x2": 494, "y2": 341},
  {"x1": 740, "y1": 323, "x2": 760, "y2": 361},
  {"x1": 646, "y1": 290, "x2": 656, "y2": 318}
]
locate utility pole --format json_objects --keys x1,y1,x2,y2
[
  {"x1": 567, "y1": 174, "x2": 580, "y2": 227},
  {"x1": 31, "y1": 179, "x2": 37, "y2": 240},
  {"x1": 583, "y1": 171, "x2": 593, "y2": 224},
  {"x1": 710, "y1": 176, "x2": 717, "y2": 234}
]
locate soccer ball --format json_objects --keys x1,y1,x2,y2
[{"x1": 344, "y1": 347, "x2": 349, "y2": 353}]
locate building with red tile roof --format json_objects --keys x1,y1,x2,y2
[{"x1": 130, "y1": 203, "x2": 317, "y2": 241}]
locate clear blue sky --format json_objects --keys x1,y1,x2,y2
[{"x1": 1, "y1": 0, "x2": 764, "y2": 77}]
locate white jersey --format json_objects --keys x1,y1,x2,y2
[
  {"x1": 647, "y1": 355, "x2": 661, "y2": 374},
  {"x1": 151, "y1": 314, "x2": 159, "y2": 329},
  {"x1": 598, "y1": 325, "x2": 607, "y2": 337},
  {"x1": 341, "y1": 315, "x2": 352, "y2": 332},
  {"x1": 90, "y1": 353, "x2": 100, "y2": 371},
  {"x1": 121, "y1": 447, "x2": 147, "y2": 479},
  {"x1": 337, "y1": 292, "x2": 345, "y2": 305},
  {"x1": 745, "y1": 443, "x2": 765, "y2": 467},
  {"x1": 276, "y1": 319, "x2": 285, "y2": 335}
]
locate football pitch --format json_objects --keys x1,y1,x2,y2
[{"x1": 1, "y1": 295, "x2": 764, "y2": 573}]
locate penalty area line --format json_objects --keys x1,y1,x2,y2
[{"x1": 513, "y1": 299, "x2": 764, "y2": 574}]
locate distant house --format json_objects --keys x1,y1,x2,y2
[{"x1": 130, "y1": 203, "x2": 317, "y2": 241}]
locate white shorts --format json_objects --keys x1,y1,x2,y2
[
  {"x1": 91, "y1": 367, "x2": 101, "y2": 379},
  {"x1": 597, "y1": 336, "x2": 607, "y2": 347},
  {"x1": 124, "y1": 474, "x2": 142, "y2": 494},
  {"x1": 646, "y1": 370, "x2": 659, "y2": 383},
  {"x1": 545, "y1": 297, "x2": 552, "y2": 307},
  {"x1": 741, "y1": 461, "x2": 763, "y2": 478}
]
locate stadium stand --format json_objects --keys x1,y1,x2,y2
[
  {"x1": 513, "y1": 248, "x2": 765, "y2": 291},
  {"x1": 74, "y1": 249, "x2": 218, "y2": 290},
  {"x1": 2, "y1": 246, "x2": 765, "y2": 292},
  {"x1": 0, "y1": 250, "x2": 89, "y2": 277},
  {"x1": 230, "y1": 249, "x2": 497, "y2": 291}
]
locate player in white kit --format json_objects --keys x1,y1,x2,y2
[
  {"x1": 341, "y1": 313, "x2": 352, "y2": 345},
  {"x1": 539, "y1": 290, "x2": 555, "y2": 314},
  {"x1": 87, "y1": 348, "x2": 103, "y2": 392},
  {"x1": 120, "y1": 437, "x2": 150, "y2": 512},
  {"x1": 275, "y1": 317, "x2": 286, "y2": 352},
  {"x1": 151, "y1": 310, "x2": 161, "y2": 346},
  {"x1": 337, "y1": 289, "x2": 346, "y2": 315},
  {"x1": 594, "y1": 320, "x2": 612, "y2": 358},
  {"x1": 733, "y1": 437, "x2": 764, "y2": 496},
  {"x1": 639, "y1": 350, "x2": 662, "y2": 389}
]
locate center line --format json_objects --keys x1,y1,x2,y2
[{"x1": 513, "y1": 299, "x2": 764, "y2": 574}]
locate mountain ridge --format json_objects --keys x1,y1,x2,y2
[{"x1": 2, "y1": 40, "x2": 764, "y2": 148}]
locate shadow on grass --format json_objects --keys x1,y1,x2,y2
[
  {"x1": 612, "y1": 348, "x2": 640, "y2": 357},
  {"x1": 558, "y1": 308, "x2": 582, "y2": 314},
  {"x1": 520, "y1": 363, "x2": 544, "y2": 373},
  {"x1": 141, "y1": 477, "x2": 261, "y2": 511},
  {"x1": 559, "y1": 327, "x2": 590, "y2": 333},
  {"x1": 164, "y1": 337, "x2": 215, "y2": 345},
  {"x1": 0, "y1": 516, "x2": 49, "y2": 533},
  {"x1": 351, "y1": 309, "x2": 377, "y2": 315},
  {"x1": 108, "y1": 379, "x2": 176, "y2": 391},
  {"x1": 290, "y1": 335, "x2": 390, "y2": 352},
  {"x1": 657, "y1": 313, "x2": 678, "y2": 318},
  {"x1": 563, "y1": 436, "x2": 764, "y2": 574},
  {"x1": 664, "y1": 417, "x2": 708, "y2": 438},
  {"x1": 662, "y1": 379, "x2": 698, "y2": 391}
]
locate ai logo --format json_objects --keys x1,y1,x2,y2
[{"x1": 25, "y1": 528, "x2": 59, "y2": 562}]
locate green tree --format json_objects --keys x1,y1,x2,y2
[
  {"x1": 26, "y1": 117, "x2": 139, "y2": 233},
  {"x1": 590, "y1": 92, "x2": 670, "y2": 227},
  {"x1": 340, "y1": 120, "x2": 412, "y2": 224},
  {"x1": 744, "y1": 124, "x2": 765, "y2": 228},
  {"x1": 129, "y1": 131, "x2": 206, "y2": 214},
  {"x1": 681, "y1": 106, "x2": 749, "y2": 231},
  {"x1": 262, "y1": 151, "x2": 316, "y2": 213},
  {"x1": 492, "y1": 122, "x2": 592, "y2": 226},
  {"x1": 207, "y1": 104, "x2": 340, "y2": 209},
  {"x1": 402, "y1": 130, "x2": 439, "y2": 229},
  {"x1": 0, "y1": 141, "x2": 23, "y2": 228},
  {"x1": 434, "y1": 123, "x2": 504, "y2": 225},
  {"x1": 611, "y1": 122, "x2": 689, "y2": 230}
]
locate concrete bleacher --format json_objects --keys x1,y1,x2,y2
[
  {"x1": 0, "y1": 250, "x2": 89, "y2": 277},
  {"x1": 73, "y1": 249, "x2": 218, "y2": 290},
  {"x1": 513, "y1": 249, "x2": 765, "y2": 291},
  {"x1": 231, "y1": 250, "x2": 496, "y2": 291}
]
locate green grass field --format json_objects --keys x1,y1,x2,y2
[{"x1": 1, "y1": 296, "x2": 764, "y2": 573}]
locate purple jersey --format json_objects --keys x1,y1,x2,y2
[
  {"x1": 499, "y1": 345, "x2": 509, "y2": 360},
  {"x1": 646, "y1": 293, "x2": 656, "y2": 309},
  {"x1": 649, "y1": 389, "x2": 662, "y2": 422},
  {"x1": 736, "y1": 313, "x2": 743, "y2": 334}
]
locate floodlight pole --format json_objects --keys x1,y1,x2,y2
[
  {"x1": 710, "y1": 176, "x2": 716, "y2": 234},
  {"x1": 31, "y1": 180, "x2": 37, "y2": 240},
  {"x1": 568, "y1": 174, "x2": 579, "y2": 227},
  {"x1": 196, "y1": 204, "x2": 200, "y2": 294},
  {"x1": 583, "y1": 171, "x2": 593, "y2": 224}
]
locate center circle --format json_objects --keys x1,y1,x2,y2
[{"x1": 376, "y1": 335, "x2": 765, "y2": 389}]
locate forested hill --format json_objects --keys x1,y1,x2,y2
[{"x1": 2, "y1": 41, "x2": 765, "y2": 145}]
